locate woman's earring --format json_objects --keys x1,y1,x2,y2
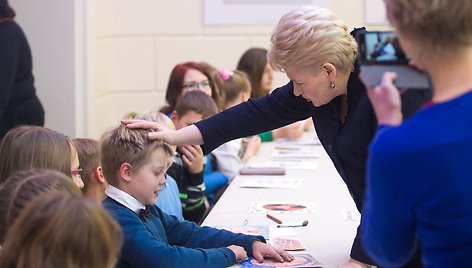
[{"x1": 329, "y1": 82, "x2": 336, "y2": 89}]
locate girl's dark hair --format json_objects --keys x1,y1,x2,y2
[
  {"x1": 236, "y1": 48, "x2": 268, "y2": 99},
  {"x1": 0, "y1": 0, "x2": 15, "y2": 18}
]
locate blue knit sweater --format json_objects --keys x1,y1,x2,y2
[
  {"x1": 103, "y1": 197, "x2": 264, "y2": 268},
  {"x1": 362, "y1": 91, "x2": 472, "y2": 267}
]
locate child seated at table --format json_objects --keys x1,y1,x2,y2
[
  {"x1": 134, "y1": 111, "x2": 184, "y2": 221},
  {"x1": 73, "y1": 138, "x2": 107, "y2": 201},
  {"x1": 212, "y1": 70, "x2": 261, "y2": 180},
  {"x1": 170, "y1": 90, "x2": 228, "y2": 213},
  {"x1": 100, "y1": 123, "x2": 292, "y2": 267}
]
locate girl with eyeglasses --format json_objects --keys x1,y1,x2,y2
[{"x1": 0, "y1": 125, "x2": 84, "y2": 189}]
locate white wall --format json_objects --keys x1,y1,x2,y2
[
  {"x1": 10, "y1": 0, "x2": 390, "y2": 138},
  {"x1": 10, "y1": 0, "x2": 84, "y2": 137}
]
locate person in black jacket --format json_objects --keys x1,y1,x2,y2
[
  {"x1": 124, "y1": 6, "x2": 430, "y2": 268},
  {"x1": 0, "y1": 0, "x2": 44, "y2": 139}
]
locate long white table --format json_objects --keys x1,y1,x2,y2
[{"x1": 202, "y1": 131, "x2": 361, "y2": 268}]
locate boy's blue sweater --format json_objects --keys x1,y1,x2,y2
[{"x1": 103, "y1": 197, "x2": 264, "y2": 268}]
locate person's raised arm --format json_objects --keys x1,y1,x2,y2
[{"x1": 122, "y1": 119, "x2": 203, "y2": 145}]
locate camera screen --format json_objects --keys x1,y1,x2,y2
[{"x1": 362, "y1": 32, "x2": 408, "y2": 64}]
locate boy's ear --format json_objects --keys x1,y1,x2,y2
[
  {"x1": 95, "y1": 166, "x2": 106, "y2": 184},
  {"x1": 119, "y1": 163, "x2": 133, "y2": 183}
]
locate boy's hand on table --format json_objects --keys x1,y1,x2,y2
[
  {"x1": 227, "y1": 245, "x2": 248, "y2": 262},
  {"x1": 251, "y1": 240, "x2": 294, "y2": 263}
]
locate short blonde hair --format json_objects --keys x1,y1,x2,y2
[
  {"x1": 100, "y1": 125, "x2": 172, "y2": 187},
  {"x1": 386, "y1": 0, "x2": 472, "y2": 54},
  {"x1": 268, "y1": 6, "x2": 358, "y2": 74}
]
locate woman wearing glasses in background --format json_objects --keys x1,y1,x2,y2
[{"x1": 159, "y1": 61, "x2": 224, "y2": 115}]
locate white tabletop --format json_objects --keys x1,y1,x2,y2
[{"x1": 202, "y1": 131, "x2": 361, "y2": 268}]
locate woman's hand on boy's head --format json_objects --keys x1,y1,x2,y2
[
  {"x1": 122, "y1": 119, "x2": 162, "y2": 131},
  {"x1": 179, "y1": 145, "x2": 204, "y2": 174},
  {"x1": 251, "y1": 240, "x2": 294, "y2": 263},
  {"x1": 122, "y1": 119, "x2": 175, "y2": 144},
  {"x1": 227, "y1": 245, "x2": 248, "y2": 262}
]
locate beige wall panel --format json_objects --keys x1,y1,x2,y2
[
  {"x1": 98, "y1": 37, "x2": 155, "y2": 93},
  {"x1": 154, "y1": 37, "x2": 251, "y2": 89},
  {"x1": 95, "y1": 92, "x2": 166, "y2": 138},
  {"x1": 96, "y1": 0, "x2": 201, "y2": 37},
  {"x1": 96, "y1": 39, "x2": 112, "y2": 97}
]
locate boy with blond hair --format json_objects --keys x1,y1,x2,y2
[{"x1": 101, "y1": 124, "x2": 292, "y2": 267}]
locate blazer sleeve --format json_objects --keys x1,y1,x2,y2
[{"x1": 195, "y1": 81, "x2": 313, "y2": 154}]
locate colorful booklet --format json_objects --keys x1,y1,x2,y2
[
  {"x1": 239, "y1": 253, "x2": 323, "y2": 267},
  {"x1": 249, "y1": 201, "x2": 316, "y2": 214},
  {"x1": 270, "y1": 237, "x2": 305, "y2": 251}
]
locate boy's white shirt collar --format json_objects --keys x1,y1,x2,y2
[{"x1": 105, "y1": 185, "x2": 145, "y2": 214}]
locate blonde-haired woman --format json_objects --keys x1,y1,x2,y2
[
  {"x1": 362, "y1": 0, "x2": 472, "y2": 266},
  {"x1": 124, "y1": 6, "x2": 430, "y2": 267}
]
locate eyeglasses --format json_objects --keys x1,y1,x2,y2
[
  {"x1": 182, "y1": 80, "x2": 211, "y2": 90},
  {"x1": 71, "y1": 168, "x2": 83, "y2": 179}
]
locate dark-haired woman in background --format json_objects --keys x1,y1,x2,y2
[{"x1": 159, "y1": 61, "x2": 223, "y2": 114}]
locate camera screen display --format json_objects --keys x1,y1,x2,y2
[{"x1": 359, "y1": 31, "x2": 409, "y2": 64}]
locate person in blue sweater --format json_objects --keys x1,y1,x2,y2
[
  {"x1": 361, "y1": 0, "x2": 472, "y2": 267},
  {"x1": 100, "y1": 124, "x2": 293, "y2": 268}
]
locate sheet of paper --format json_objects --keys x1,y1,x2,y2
[
  {"x1": 271, "y1": 150, "x2": 321, "y2": 159},
  {"x1": 239, "y1": 177, "x2": 304, "y2": 189},
  {"x1": 239, "y1": 254, "x2": 323, "y2": 268},
  {"x1": 249, "y1": 161, "x2": 319, "y2": 171},
  {"x1": 269, "y1": 226, "x2": 297, "y2": 237},
  {"x1": 278, "y1": 139, "x2": 321, "y2": 146},
  {"x1": 270, "y1": 237, "x2": 305, "y2": 251},
  {"x1": 249, "y1": 201, "x2": 316, "y2": 214}
]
